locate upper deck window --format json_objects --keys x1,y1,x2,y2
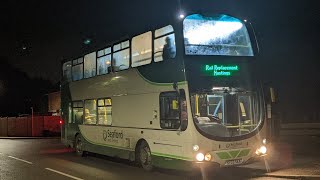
[
  {"x1": 183, "y1": 14, "x2": 253, "y2": 56},
  {"x1": 113, "y1": 40, "x2": 130, "y2": 71},
  {"x1": 97, "y1": 47, "x2": 111, "y2": 75},
  {"x1": 154, "y1": 25, "x2": 176, "y2": 62},
  {"x1": 62, "y1": 61, "x2": 72, "y2": 82},
  {"x1": 131, "y1": 31, "x2": 152, "y2": 67},
  {"x1": 72, "y1": 57, "x2": 84, "y2": 81},
  {"x1": 84, "y1": 52, "x2": 96, "y2": 78}
]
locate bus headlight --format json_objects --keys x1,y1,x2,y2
[
  {"x1": 255, "y1": 145, "x2": 267, "y2": 156},
  {"x1": 204, "y1": 153, "x2": 212, "y2": 161},
  {"x1": 196, "y1": 153, "x2": 204, "y2": 161},
  {"x1": 193, "y1": 145, "x2": 199, "y2": 152}
]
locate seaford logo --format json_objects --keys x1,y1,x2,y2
[
  {"x1": 205, "y1": 64, "x2": 239, "y2": 77},
  {"x1": 103, "y1": 129, "x2": 123, "y2": 141}
]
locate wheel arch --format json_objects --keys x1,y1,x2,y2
[
  {"x1": 134, "y1": 138, "x2": 153, "y2": 171},
  {"x1": 135, "y1": 138, "x2": 148, "y2": 153},
  {"x1": 134, "y1": 138, "x2": 151, "y2": 160}
]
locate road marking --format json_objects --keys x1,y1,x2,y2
[
  {"x1": 45, "y1": 168, "x2": 84, "y2": 180},
  {"x1": 8, "y1": 156, "x2": 33, "y2": 164}
]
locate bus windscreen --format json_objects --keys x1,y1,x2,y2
[{"x1": 183, "y1": 14, "x2": 254, "y2": 56}]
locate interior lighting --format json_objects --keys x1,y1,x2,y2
[{"x1": 184, "y1": 21, "x2": 243, "y2": 44}]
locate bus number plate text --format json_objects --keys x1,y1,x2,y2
[{"x1": 225, "y1": 159, "x2": 243, "y2": 166}]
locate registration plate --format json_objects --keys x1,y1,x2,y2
[{"x1": 225, "y1": 158, "x2": 243, "y2": 166}]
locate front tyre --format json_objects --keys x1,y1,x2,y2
[
  {"x1": 137, "y1": 141, "x2": 153, "y2": 171},
  {"x1": 75, "y1": 134, "x2": 85, "y2": 157}
]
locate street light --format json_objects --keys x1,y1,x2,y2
[
  {"x1": 179, "y1": 13, "x2": 185, "y2": 19},
  {"x1": 177, "y1": 0, "x2": 185, "y2": 19}
]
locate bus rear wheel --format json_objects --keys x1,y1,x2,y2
[
  {"x1": 75, "y1": 134, "x2": 85, "y2": 157},
  {"x1": 137, "y1": 141, "x2": 153, "y2": 171}
]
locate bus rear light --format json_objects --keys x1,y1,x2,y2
[{"x1": 59, "y1": 120, "x2": 63, "y2": 124}]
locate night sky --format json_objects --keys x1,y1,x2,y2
[{"x1": 1, "y1": 0, "x2": 319, "y2": 121}]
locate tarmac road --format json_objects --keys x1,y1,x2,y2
[{"x1": 0, "y1": 136, "x2": 319, "y2": 180}]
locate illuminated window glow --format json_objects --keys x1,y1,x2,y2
[
  {"x1": 184, "y1": 21, "x2": 243, "y2": 45},
  {"x1": 183, "y1": 14, "x2": 254, "y2": 56}
]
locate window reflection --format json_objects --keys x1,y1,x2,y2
[
  {"x1": 62, "y1": 61, "x2": 72, "y2": 82},
  {"x1": 72, "y1": 101, "x2": 83, "y2": 124},
  {"x1": 97, "y1": 55, "x2": 111, "y2": 75},
  {"x1": 72, "y1": 57, "x2": 83, "y2": 81},
  {"x1": 191, "y1": 90, "x2": 260, "y2": 137},
  {"x1": 131, "y1": 31, "x2": 152, "y2": 67},
  {"x1": 97, "y1": 47, "x2": 111, "y2": 75},
  {"x1": 183, "y1": 14, "x2": 253, "y2": 56},
  {"x1": 154, "y1": 25, "x2": 176, "y2": 62},
  {"x1": 72, "y1": 64, "x2": 83, "y2": 81},
  {"x1": 84, "y1": 52, "x2": 96, "y2": 78},
  {"x1": 113, "y1": 48, "x2": 129, "y2": 71}
]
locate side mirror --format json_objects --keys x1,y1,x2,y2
[{"x1": 180, "y1": 120, "x2": 188, "y2": 131}]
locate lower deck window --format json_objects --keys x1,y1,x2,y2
[
  {"x1": 72, "y1": 101, "x2": 83, "y2": 124},
  {"x1": 84, "y1": 100, "x2": 97, "y2": 125},
  {"x1": 97, "y1": 98, "x2": 112, "y2": 125},
  {"x1": 159, "y1": 92, "x2": 180, "y2": 129},
  {"x1": 191, "y1": 91, "x2": 260, "y2": 137}
]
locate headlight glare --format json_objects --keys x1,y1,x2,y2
[
  {"x1": 260, "y1": 146, "x2": 267, "y2": 154},
  {"x1": 262, "y1": 138, "x2": 267, "y2": 145},
  {"x1": 196, "y1": 153, "x2": 204, "y2": 161},
  {"x1": 255, "y1": 145, "x2": 267, "y2": 156}
]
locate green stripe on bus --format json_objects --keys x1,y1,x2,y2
[
  {"x1": 237, "y1": 149, "x2": 250, "y2": 158},
  {"x1": 216, "y1": 149, "x2": 251, "y2": 160},
  {"x1": 229, "y1": 150, "x2": 240, "y2": 158},
  {"x1": 136, "y1": 69, "x2": 187, "y2": 86},
  {"x1": 216, "y1": 152, "x2": 232, "y2": 160},
  {"x1": 151, "y1": 152, "x2": 192, "y2": 161}
]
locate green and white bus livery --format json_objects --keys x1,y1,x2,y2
[{"x1": 61, "y1": 13, "x2": 268, "y2": 171}]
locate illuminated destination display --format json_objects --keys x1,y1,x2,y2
[{"x1": 203, "y1": 64, "x2": 239, "y2": 77}]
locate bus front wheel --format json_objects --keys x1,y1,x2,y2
[
  {"x1": 75, "y1": 134, "x2": 85, "y2": 157},
  {"x1": 137, "y1": 141, "x2": 153, "y2": 171}
]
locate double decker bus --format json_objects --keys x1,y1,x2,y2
[{"x1": 61, "y1": 13, "x2": 268, "y2": 171}]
